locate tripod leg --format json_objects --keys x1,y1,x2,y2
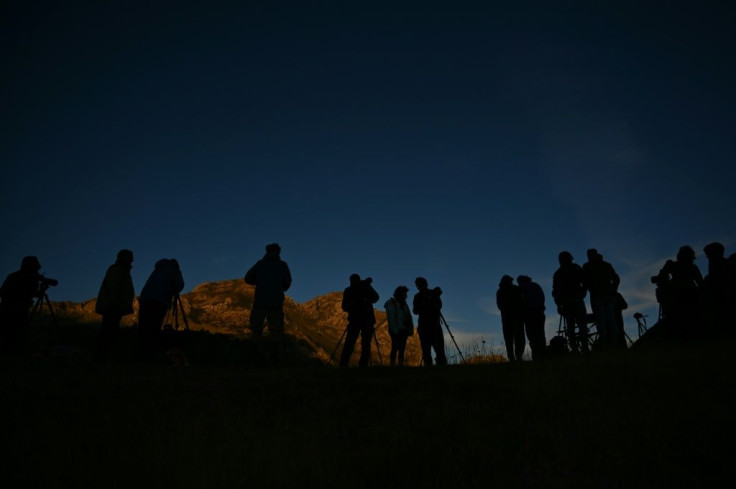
[
  {"x1": 372, "y1": 329, "x2": 383, "y2": 366},
  {"x1": 440, "y1": 314, "x2": 465, "y2": 363},
  {"x1": 177, "y1": 296, "x2": 190, "y2": 331},
  {"x1": 329, "y1": 327, "x2": 349, "y2": 364}
]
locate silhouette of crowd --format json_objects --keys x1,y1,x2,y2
[{"x1": 2, "y1": 241, "x2": 735, "y2": 364}]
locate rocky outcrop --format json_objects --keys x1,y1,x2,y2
[{"x1": 45, "y1": 279, "x2": 424, "y2": 365}]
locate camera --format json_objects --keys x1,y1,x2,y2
[
  {"x1": 39, "y1": 275, "x2": 59, "y2": 288},
  {"x1": 650, "y1": 260, "x2": 673, "y2": 286}
]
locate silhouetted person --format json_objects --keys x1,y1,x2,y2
[
  {"x1": 0, "y1": 256, "x2": 42, "y2": 355},
  {"x1": 517, "y1": 275, "x2": 546, "y2": 360},
  {"x1": 702, "y1": 242, "x2": 733, "y2": 338},
  {"x1": 94, "y1": 250, "x2": 136, "y2": 362},
  {"x1": 244, "y1": 243, "x2": 292, "y2": 362},
  {"x1": 653, "y1": 245, "x2": 704, "y2": 340},
  {"x1": 614, "y1": 292, "x2": 629, "y2": 349},
  {"x1": 385, "y1": 285, "x2": 414, "y2": 366},
  {"x1": 582, "y1": 249, "x2": 620, "y2": 350},
  {"x1": 552, "y1": 251, "x2": 589, "y2": 353},
  {"x1": 136, "y1": 258, "x2": 184, "y2": 362},
  {"x1": 413, "y1": 277, "x2": 447, "y2": 366},
  {"x1": 496, "y1": 275, "x2": 525, "y2": 362},
  {"x1": 340, "y1": 274, "x2": 379, "y2": 367}
]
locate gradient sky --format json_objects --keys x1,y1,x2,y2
[{"x1": 3, "y1": 1, "x2": 734, "y2": 349}]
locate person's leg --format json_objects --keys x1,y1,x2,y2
[
  {"x1": 339, "y1": 323, "x2": 360, "y2": 367},
  {"x1": 358, "y1": 324, "x2": 373, "y2": 367},
  {"x1": 417, "y1": 326, "x2": 433, "y2": 366},
  {"x1": 397, "y1": 333, "x2": 408, "y2": 366},
  {"x1": 97, "y1": 313, "x2": 122, "y2": 361},
  {"x1": 249, "y1": 306, "x2": 267, "y2": 341},
  {"x1": 433, "y1": 322, "x2": 447, "y2": 365}
]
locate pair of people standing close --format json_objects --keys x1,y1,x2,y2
[
  {"x1": 94, "y1": 243, "x2": 291, "y2": 363},
  {"x1": 95, "y1": 250, "x2": 184, "y2": 362},
  {"x1": 341, "y1": 276, "x2": 446, "y2": 367},
  {"x1": 496, "y1": 275, "x2": 547, "y2": 362},
  {"x1": 552, "y1": 249, "x2": 626, "y2": 353}
]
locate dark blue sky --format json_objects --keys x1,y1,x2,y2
[{"x1": 2, "y1": 1, "x2": 734, "y2": 347}]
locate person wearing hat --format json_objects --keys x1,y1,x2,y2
[
  {"x1": 339, "y1": 274, "x2": 379, "y2": 367},
  {"x1": 0, "y1": 256, "x2": 43, "y2": 354},
  {"x1": 245, "y1": 243, "x2": 293, "y2": 362},
  {"x1": 552, "y1": 251, "x2": 589, "y2": 353},
  {"x1": 413, "y1": 277, "x2": 447, "y2": 366},
  {"x1": 95, "y1": 249, "x2": 136, "y2": 361},
  {"x1": 137, "y1": 258, "x2": 185, "y2": 361}
]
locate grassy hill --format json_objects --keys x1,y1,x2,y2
[{"x1": 1, "y1": 334, "x2": 733, "y2": 488}]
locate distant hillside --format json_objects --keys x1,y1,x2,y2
[{"x1": 45, "y1": 279, "x2": 424, "y2": 366}]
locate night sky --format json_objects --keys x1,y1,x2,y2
[{"x1": 3, "y1": 1, "x2": 734, "y2": 347}]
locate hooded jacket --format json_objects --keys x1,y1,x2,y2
[
  {"x1": 140, "y1": 259, "x2": 184, "y2": 305},
  {"x1": 95, "y1": 261, "x2": 135, "y2": 315}
]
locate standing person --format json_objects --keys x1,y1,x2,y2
[
  {"x1": 95, "y1": 249, "x2": 136, "y2": 362},
  {"x1": 413, "y1": 277, "x2": 447, "y2": 366},
  {"x1": 655, "y1": 245, "x2": 704, "y2": 340},
  {"x1": 339, "y1": 274, "x2": 379, "y2": 367},
  {"x1": 496, "y1": 275, "x2": 525, "y2": 362},
  {"x1": 517, "y1": 275, "x2": 547, "y2": 360},
  {"x1": 0, "y1": 256, "x2": 43, "y2": 355},
  {"x1": 244, "y1": 243, "x2": 293, "y2": 361},
  {"x1": 614, "y1": 292, "x2": 629, "y2": 349},
  {"x1": 552, "y1": 251, "x2": 589, "y2": 353},
  {"x1": 582, "y1": 249, "x2": 621, "y2": 350},
  {"x1": 702, "y1": 242, "x2": 731, "y2": 338},
  {"x1": 136, "y1": 258, "x2": 185, "y2": 362},
  {"x1": 384, "y1": 285, "x2": 414, "y2": 366}
]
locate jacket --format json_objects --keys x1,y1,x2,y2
[
  {"x1": 244, "y1": 251, "x2": 292, "y2": 307},
  {"x1": 95, "y1": 262, "x2": 135, "y2": 315},
  {"x1": 140, "y1": 259, "x2": 184, "y2": 305},
  {"x1": 384, "y1": 297, "x2": 414, "y2": 334}
]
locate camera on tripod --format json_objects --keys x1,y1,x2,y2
[
  {"x1": 650, "y1": 260, "x2": 673, "y2": 286},
  {"x1": 38, "y1": 275, "x2": 59, "y2": 289}
]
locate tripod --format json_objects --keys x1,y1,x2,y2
[
  {"x1": 163, "y1": 294, "x2": 190, "y2": 331},
  {"x1": 633, "y1": 313, "x2": 648, "y2": 337},
  {"x1": 28, "y1": 284, "x2": 59, "y2": 328},
  {"x1": 557, "y1": 314, "x2": 596, "y2": 353},
  {"x1": 329, "y1": 324, "x2": 383, "y2": 366},
  {"x1": 439, "y1": 313, "x2": 465, "y2": 363}
]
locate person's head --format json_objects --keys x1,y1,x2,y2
[
  {"x1": 265, "y1": 243, "x2": 281, "y2": 256},
  {"x1": 703, "y1": 242, "x2": 725, "y2": 260},
  {"x1": 415, "y1": 277, "x2": 428, "y2": 290},
  {"x1": 116, "y1": 249, "x2": 134, "y2": 266},
  {"x1": 499, "y1": 275, "x2": 513, "y2": 287},
  {"x1": 20, "y1": 256, "x2": 41, "y2": 272},
  {"x1": 349, "y1": 273, "x2": 362, "y2": 286},
  {"x1": 676, "y1": 245, "x2": 696, "y2": 263},
  {"x1": 517, "y1": 275, "x2": 531, "y2": 284},
  {"x1": 558, "y1": 251, "x2": 573, "y2": 266},
  {"x1": 393, "y1": 285, "x2": 409, "y2": 301},
  {"x1": 586, "y1": 248, "x2": 598, "y2": 261}
]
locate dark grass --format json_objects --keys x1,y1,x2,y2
[{"x1": 1, "y1": 330, "x2": 734, "y2": 489}]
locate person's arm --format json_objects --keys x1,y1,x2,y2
[{"x1": 244, "y1": 262, "x2": 258, "y2": 285}]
